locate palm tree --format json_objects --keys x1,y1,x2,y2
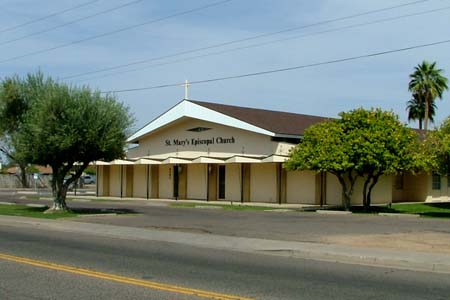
[
  {"x1": 406, "y1": 93, "x2": 436, "y2": 130},
  {"x1": 408, "y1": 61, "x2": 448, "y2": 131}
]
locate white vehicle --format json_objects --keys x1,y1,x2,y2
[{"x1": 82, "y1": 175, "x2": 96, "y2": 184}]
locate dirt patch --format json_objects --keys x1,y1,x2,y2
[{"x1": 322, "y1": 231, "x2": 450, "y2": 254}]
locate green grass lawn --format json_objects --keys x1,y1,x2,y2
[
  {"x1": 0, "y1": 204, "x2": 136, "y2": 219},
  {"x1": 349, "y1": 202, "x2": 450, "y2": 218},
  {"x1": 0, "y1": 204, "x2": 77, "y2": 219},
  {"x1": 389, "y1": 203, "x2": 450, "y2": 218}
]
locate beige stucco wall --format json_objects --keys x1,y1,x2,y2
[
  {"x1": 127, "y1": 118, "x2": 294, "y2": 159},
  {"x1": 286, "y1": 170, "x2": 316, "y2": 204},
  {"x1": 109, "y1": 165, "x2": 122, "y2": 197},
  {"x1": 158, "y1": 164, "x2": 173, "y2": 199},
  {"x1": 97, "y1": 166, "x2": 107, "y2": 196},
  {"x1": 351, "y1": 175, "x2": 392, "y2": 205},
  {"x1": 426, "y1": 174, "x2": 450, "y2": 201},
  {"x1": 224, "y1": 164, "x2": 241, "y2": 201},
  {"x1": 324, "y1": 173, "x2": 392, "y2": 205},
  {"x1": 187, "y1": 164, "x2": 207, "y2": 200},
  {"x1": 326, "y1": 173, "x2": 342, "y2": 205},
  {"x1": 392, "y1": 173, "x2": 450, "y2": 203},
  {"x1": 132, "y1": 165, "x2": 148, "y2": 198},
  {"x1": 250, "y1": 163, "x2": 277, "y2": 203},
  {"x1": 393, "y1": 173, "x2": 428, "y2": 202}
]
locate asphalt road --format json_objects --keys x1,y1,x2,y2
[
  {"x1": 0, "y1": 225, "x2": 449, "y2": 300},
  {"x1": 4, "y1": 191, "x2": 450, "y2": 243}
]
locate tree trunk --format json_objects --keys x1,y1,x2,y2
[
  {"x1": 52, "y1": 183, "x2": 68, "y2": 211},
  {"x1": 47, "y1": 167, "x2": 69, "y2": 212},
  {"x1": 418, "y1": 118, "x2": 423, "y2": 130},
  {"x1": 336, "y1": 172, "x2": 357, "y2": 211},
  {"x1": 366, "y1": 175, "x2": 380, "y2": 209},
  {"x1": 18, "y1": 163, "x2": 29, "y2": 188},
  {"x1": 424, "y1": 93, "x2": 430, "y2": 131},
  {"x1": 362, "y1": 174, "x2": 372, "y2": 211},
  {"x1": 47, "y1": 161, "x2": 89, "y2": 213},
  {"x1": 362, "y1": 172, "x2": 381, "y2": 211}
]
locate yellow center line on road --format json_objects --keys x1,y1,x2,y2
[{"x1": 0, "y1": 252, "x2": 253, "y2": 300}]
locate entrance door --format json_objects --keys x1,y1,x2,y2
[
  {"x1": 218, "y1": 165, "x2": 226, "y2": 199},
  {"x1": 173, "y1": 165, "x2": 179, "y2": 199}
]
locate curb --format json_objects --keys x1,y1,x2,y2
[
  {"x1": 316, "y1": 210, "x2": 352, "y2": 215},
  {"x1": 378, "y1": 213, "x2": 420, "y2": 218}
]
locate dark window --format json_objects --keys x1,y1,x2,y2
[
  {"x1": 218, "y1": 165, "x2": 226, "y2": 199},
  {"x1": 432, "y1": 173, "x2": 441, "y2": 190}
]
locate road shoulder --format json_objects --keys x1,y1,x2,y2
[{"x1": 0, "y1": 215, "x2": 449, "y2": 274}]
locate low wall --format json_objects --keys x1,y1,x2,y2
[{"x1": 0, "y1": 174, "x2": 51, "y2": 188}]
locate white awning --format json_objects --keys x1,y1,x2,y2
[
  {"x1": 161, "y1": 157, "x2": 192, "y2": 164},
  {"x1": 225, "y1": 156, "x2": 262, "y2": 164},
  {"x1": 91, "y1": 161, "x2": 111, "y2": 166},
  {"x1": 261, "y1": 155, "x2": 288, "y2": 163},
  {"x1": 134, "y1": 158, "x2": 162, "y2": 165},
  {"x1": 110, "y1": 159, "x2": 135, "y2": 165},
  {"x1": 191, "y1": 157, "x2": 225, "y2": 164}
]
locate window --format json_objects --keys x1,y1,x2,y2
[{"x1": 432, "y1": 173, "x2": 441, "y2": 190}]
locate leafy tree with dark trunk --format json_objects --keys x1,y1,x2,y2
[
  {"x1": 408, "y1": 61, "x2": 448, "y2": 131},
  {"x1": 285, "y1": 120, "x2": 358, "y2": 210},
  {"x1": 285, "y1": 108, "x2": 422, "y2": 210},
  {"x1": 339, "y1": 109, "x2": 421, "y2": 210},
  {"x1": 424, "y1": 116, "x2": 450, "y2": 175},
  {"x1": 15, "y1": 73, "x2": 132, "y2": 212},
  {"x1": 0, "y1": 76, "x2": 33, "y2": 188}
]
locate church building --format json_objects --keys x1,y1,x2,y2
[{"x1": 95, "y1": 99, "x2": 450, "y2": 205}]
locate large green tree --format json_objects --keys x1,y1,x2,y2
[
  {"x1": 339, "y1": 109, "x2": 420, "y2": 210},
  {"x1": 406, "y1": 93, "x2": 436, "y2": 130},
  {"x1": 424, "y1": 116, "x2": 450, "y2": 175},
  {"x1": 0, "y1": 76, "x2": 34, "y2": 187},
  {"x1": 285, "y1": 119, "x2": 357, "y2": 210},
  {"x1": 15, "y1": 73, "x2": 132, "y2": 211},
  {"x1": 408, "y1": 61, "x2": 448, "y2": 131},
  {"x1": 285, "y1": 108, "x2": 421, "y2": 210}
]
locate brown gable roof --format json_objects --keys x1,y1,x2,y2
[{"x1": 188, "y1": 100, "x2": 330, "y2": 136}]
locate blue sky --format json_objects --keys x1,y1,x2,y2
[{"x1": 0, "y1": 0, "x2": 449, "y2": 131}]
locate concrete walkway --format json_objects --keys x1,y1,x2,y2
[
  {"x1": 13, "y1": 190, "x2": 330, "y2": 210},
  {"x1": 1, "y1": 215, "x2": 449, "y2": 274}
]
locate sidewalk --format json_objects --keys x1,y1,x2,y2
[
  {"x1": 1, "y1": 215, "x2": 449, "y2": 274},
  {"x1": 14, "y1": 190, "x2": 327, "y2": 210}
]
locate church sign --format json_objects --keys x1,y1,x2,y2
[{"x1": 165, "y1": 136, "x2": 235, "y2": 147}]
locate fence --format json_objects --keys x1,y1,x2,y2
[{"x1": 0, "y1": 174, "x2": 51, "y2": 189}]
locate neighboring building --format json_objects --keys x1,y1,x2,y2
[
  {"x1": 6, "y1": 165, "x2": 52, "y2": 175},
  {"x1": 95, "y1": 99, "x2": 450, "y2": 204}
]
